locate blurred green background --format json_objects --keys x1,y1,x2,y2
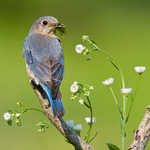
[{"x1": 1, "y1": 0, "x2": 150, "y2": 149}]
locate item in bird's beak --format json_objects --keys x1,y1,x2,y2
[{"x1": 55, "y1": 23, "x2": 66, "y2": 36}]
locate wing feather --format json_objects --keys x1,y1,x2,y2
[{"x1": 23, "y1": 33, "x2": 64, "y2": 98}]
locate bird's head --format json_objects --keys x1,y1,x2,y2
[{"x1": 29, "y1": 16, "x2": 65, "y2": 38}]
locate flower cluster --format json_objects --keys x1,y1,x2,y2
[
  {"x1": 69, "y1": 80, "x2": 96, "y2": 141},
  {"x1": 3, "y1": 111, "x2": 22, "y2": 126},
  {"x1": 36, "y1": 122, "x2": 49, "y2": 133},
  {"x1": 102, "y1": 66, "x2": 146, "y2": 96},
  {"x1": 70, "y1": 81, "x2": 94, "y2": 101},
  {"x1": 73, "y1": 35, "x2": 147, "y2": 149},
  {"x1": 75, "y1": 35, "x2": 99, "y2": 59},
  {"x1": 102, "y1": 77, "x2": 132, "y2": 96},
  {"x1": 3, "y1": 101, "x2": 43, "y2": 129}
]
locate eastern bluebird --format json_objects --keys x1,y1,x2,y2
[{"x1": 23, "y1": 16, "x2": 65, "y2": 117}]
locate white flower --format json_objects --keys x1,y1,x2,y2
[
  {"x1": 121, "y1": 88, "x2": 132, "y2": 96},
  {"x1": 66, "y1": 120, "x2": 74, "y2": 128},
  {"x1": 102, "y1": 78, "x2": 114, "y2": 86},
  {"x1": 75, "y1": 44, "x2": 85, "y2": 54},
  {"x1": 73, "y1": 81, "x2": 78, "y2": 84},
  {"x1": 89, "y1": 86, "x2": 94, "y2": 90},
  {"x1": 3, "y1": 112, "x2": 11, "y2": 120},
  {"x1": 16, "y1": 113, "x2": 21, "y2": 118},
  {"x1": 79, "y1": 99, "x2": 84, "y2": 105},
  {"x1": 70, "y1": 83, "x2": 79, "y2": 93},
  {"x1": 85, "y1": 117, "x2": 96, "y2": 124},
  {"x1": 73, "y1": 124, "x2": 82, "y2": 131},
  {"x1": 134, "y1": 66, "x2": 146, "y2": 74}
]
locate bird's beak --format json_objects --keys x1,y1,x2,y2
[
  {"x1": 48, "y1": 22, "x2": 64, "y2": 29},
  {"x1": 48, "y1": 22, "x2": 66, "y2": 36}
]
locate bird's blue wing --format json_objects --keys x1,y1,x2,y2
[
  {"x1": 23, "y1": 38, "x2": 33, "y2": 64},
  {"x1": 23, "y1": 34, "x2": 64, "y2": 86},
  {"x1": 23, "y1": 34, "x2": 64, "y2": 116}
]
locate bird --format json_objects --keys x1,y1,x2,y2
[{"x1": 23, "y1": 16, "x2": 65, "y2": 117}]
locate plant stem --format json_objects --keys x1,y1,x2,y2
[
  {"x1": 122, "y1": 95, "x2": 126, "y2": 150},
  {"x1": 86, "y1": 96, "x2": 93, "y2": 143},
  {"x1": 84, "y1": 101, "x2": 90, "y2": 109},
  {"x1": 88, "y1": 131, "x2": 98, "y2": 144},
  {"x1": 109, "y1": 87, "x2": 119, "y2": 105},
  {"x1": 135, "y1": 75, "x2": 143, "y2": 97},
  {"x1": 87, "y1": 96, "x2": 93, "y2": 128},
  {"x1": 100, "y1": 48, "x2": 126, "y2": 150},
  {"x1": 23, "y1": 107, "x2": 44, "y2": 114},
  {"x1": 109, "y1": 87, "x2": 123, "y2": 120},
  {"x1": 85, "y1": 37, "x2": 127, "y2": 149},
  {"x1": 102, "y1": 50, "x2": 126, "y2": 150},
  {"x1": 109, "y1": 86, "x2": 126, "y2": 150},
  {"x1": 121, "y1": 70, "x2": 126, "y2": 150}
]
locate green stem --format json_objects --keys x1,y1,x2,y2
[
  {"x1": 122, "y1": 135, "x2": 125, "y2": 150},
  {"x1": 99, "y1": 48, "x2": 126, "y2": 150},
  {"x1": 102, "y1": 50, "x2": 126, "y2": 150},
  {"x1": 119, "y1": 64, "x2": 126, "y2": 150},
  {"x1": 109, "y1": 87, "x2": 119, "y2": 105},
  {"x1": 99, "y1": 46, "x2": 126, "y2": 150},
  {"x1": 84, "y1": 38, "x2": 100, "y2": 51},
  {"x1": 120, "y1": 70, "x2": 125, "y2": 89},
  {"x1": 83, "y1": 101, "x2": 90, "y2": 109},
  {"x1": 122, "y1": 95, "x2": 126, "y2": 150},
  {"x1": 88, "y1": 131, "x2": 98, "y2": 144},
  {"x1": 86, "y1": 127, "x2": 92, "y2": 143},
  {"x1": 87, "y1": 96, "x2": 93, "y2": 128},
  {"x1": 84, "y1": 37, "x2": 127, "y2": 148},
  {"x1": 23, "y1": 107, "x2": 44, "y2": 114},
  {"x1": 85, "y1": 96, "x2": 93, "y2": 143},
  {"x1": 135, "y1": 75, "x2": 143, "y2": 97},
  {"x1": 126, "y1": 76, "x2": 143, "y2": 123},
  {"x1": 109, "y1": 87, "x2": 123, "y2": 120}
]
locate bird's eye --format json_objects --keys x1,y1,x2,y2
[{"x1": 42, "y1": 20, "x2": 48, "y2": 25}]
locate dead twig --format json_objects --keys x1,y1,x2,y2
[
  {"x1": 128, "y1": 106, "x2": 150, "y2": 150},
  {"x1": 30, "y1": 80, "x2": 94, "y2": 150}
]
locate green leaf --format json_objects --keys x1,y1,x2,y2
[
  {"x1": 88, "y1": 131, "x2": 98, "y2": 143},
  {"x1": 7, "y1": 120, "x2": 12, "y2": 126},
  {"x1": 106, "y1": 143, "x2": 120, "y2": 150},
  {"x1": 110, "y1": 60, "x2": 120, "y2": 71}
]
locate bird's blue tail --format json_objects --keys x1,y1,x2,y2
[{"x1": 40, "y1": 83, "x2": 64, "y2": 117}]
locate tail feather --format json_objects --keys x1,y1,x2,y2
[
  {"x1": 53, "y1": 98, "x2": 64, "y2": 117},
  {"x1": 40, "y1": 83, "x2": 64, "y2": 117}
]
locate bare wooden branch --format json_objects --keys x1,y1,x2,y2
[
  {"x1": 30, "y1": 80, "x2": 94, "y2": 150},
  {"x1": 128, "y1": 106, "x2": 150, "y2": 150}
]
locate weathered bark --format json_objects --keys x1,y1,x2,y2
[
  {"x1": 30, "y1": 80, "x2": 94, "y2": 150},
  {"x1": 128, "y1": 106, "x2": 150, "y2": 150}
]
